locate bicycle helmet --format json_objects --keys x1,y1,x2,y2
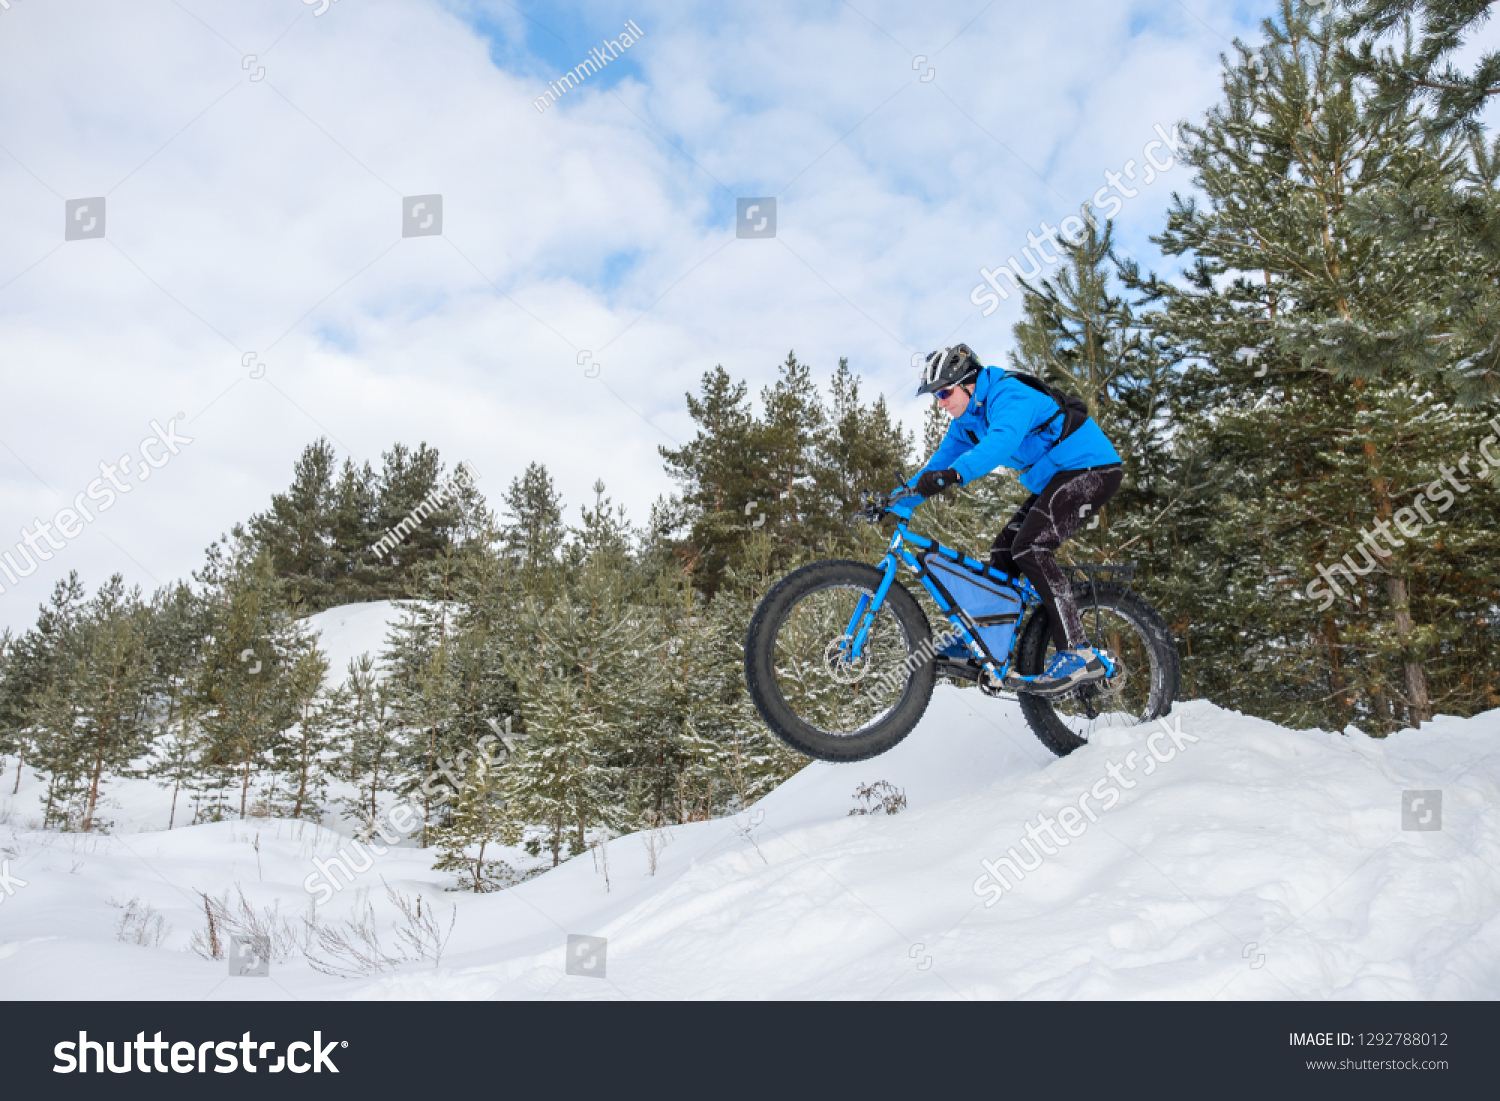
[{"x1": 916, "y1": 344, "x2": 981, "y2": 396}]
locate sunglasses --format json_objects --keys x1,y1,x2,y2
[{"x1": 934, "y1": 387, "x2": 957, "y2": 400}]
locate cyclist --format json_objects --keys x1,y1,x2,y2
[{"x1": 907, "y1": 344, "x2": 1123, "y2": 696}]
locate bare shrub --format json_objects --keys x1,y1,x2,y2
[
  {"x1": 303, "y1": 892, "x2": 398, "y2": 978},
  {"x1": 188, "y1": 887, "x2": 303, "y2": 961},
  {"x1": 111, "y1": 895, "x2": 172, "y2": 948},
  {"x1": 735, "y1": 811, "x2": 768, "y2": 864},
  {"x1": 640, "y1": 811, "x2": 671, "y2": 876},
  {"x1": 304, "y1": 882, "x2": 456, "y2": 978},
  {"x1": 189, "y1": 892, "x2": 223, "y2": 960},
  {"x1": 848, "y1": 780, "x2": 907, "y2": 816},
  {"x1": 385, "y1": 883, "x2": 457, "y2": 966},
  {"x1": 589, "y1": 833, "x2": 611, "y2": 892}
]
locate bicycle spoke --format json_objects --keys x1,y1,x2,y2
[
  {"x1": 771, "y1": 583, "x2": 915, "y2": 738},
  {"x1": 1046, "y1": 605, "x2": 1159, "y2": 741}
]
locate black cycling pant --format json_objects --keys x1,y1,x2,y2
[{"x1": 990, "y1": 465, "x2": 1123, "y2": 651}]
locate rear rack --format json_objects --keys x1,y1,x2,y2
[{"x1": 1063, "y1": 562, "x2": 1135, "y2": 585}]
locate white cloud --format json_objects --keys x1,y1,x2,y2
[{"x1": 0, "y1": 0, "x2": 1260, "y2": 627}]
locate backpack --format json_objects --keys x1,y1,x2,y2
[{"x1": 1004, "y1": 369, "x2": 1091, "y2": 446}]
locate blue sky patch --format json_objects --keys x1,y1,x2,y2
[{"x1": 458, "y1": 0, "x2": 648, "y2": 94}]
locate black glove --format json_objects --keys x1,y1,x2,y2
[{"x1": 915, "y1": 469, "x2": 961, "y2": 498}]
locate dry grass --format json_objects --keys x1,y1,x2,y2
[
  {"x1": 187, "y1": 887, "x2": 309, "y2": 961},
  {"x1": 304, "y1": 882, "x2": 456, "y2": 978},
  {"x1": 111, "y1": 895, "x2": 172, "y2": 948},
  {"x1": 848, "y1": 780, "x2": 907, "y2": 816}
]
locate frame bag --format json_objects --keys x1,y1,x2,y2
[{"x1": 921, "y1": 553, "x2": 1023, "y2": 664}]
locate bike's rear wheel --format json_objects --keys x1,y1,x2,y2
[
  {"x1": 1015, "y1": 581, "x2": 1179, "y2": 757},
  {"x1": 744, "y1": 560, "x2": 935, "y2": 762}
]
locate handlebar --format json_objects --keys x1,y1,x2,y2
[{"x1": 850, "y1": 488, "x2": 922, "y2": 524}]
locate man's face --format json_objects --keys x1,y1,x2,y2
[{"x1": 935, "y1": 383, "x2": 972, "y2": 418}]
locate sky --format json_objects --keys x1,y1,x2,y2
[{"x1": 0, "y1": 0, "x2": 1289, "y2": 629}]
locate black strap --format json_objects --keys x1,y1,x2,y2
[{"x1": 1002, "y1": 371, "x2": 1090, "y2": 470}]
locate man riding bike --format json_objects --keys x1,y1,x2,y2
[{"x1": 907, "y1": 344, "x2": 1123, "y2": 696}]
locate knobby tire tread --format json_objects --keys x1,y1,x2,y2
[
  {"x1": 1016, "y1": 582, "x2": 1180, "y2": 757},
  {"x1": 744, "y1": 560, "x2": 935, "y2": 763}
]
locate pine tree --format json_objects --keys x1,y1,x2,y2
[
  {"x1": 370, "y1": 443, "x2": 484, "y2": 592},
  {"x1": 275, "y1": 644, "x2": 335, "y2": 821},
  {"x1": 143, "y1": 581, "x2": 206, "y2": 743},
  {"x1": 187, "y1": 539, "x2": 307, "y2": 819},
  {"x1": 504, "y1": 485, "x2": 641, "y2": 861},
  {"x1": 246, "y1": 439, "x2": 338, "y2": 613},
  {"x1": 29, "y1": 577, "x2": 158, "y2": 832},
  {"x1": 333, "y1": 654, "x2": 399, "y2": 836},
  {"x1": 815, "y1": 357, "x2": 915, "y2": 546},
  {"x1": 756, "y1": 351, "x2": 829, "y2": 553},
  {"x1": 506, "y1": 666, "x2": 618, "y2": 865},
  {"x1": 1321, "y1": 1, "x2": 1500, "y2": 404},
  {"x1": 385, "y1": 557, "x2": 468, "y2": 845},
  {"x1": 500, "y1": 463, "x2": 565, "y2": 567},
  {"x1": 328, "y1": 457, "x2": 386, "y2": 603},
  {"x1": 658, "y1": 365, "x2": 763, "y2": 591},
  {"x1": 647, "y1": 569, "x2": 803, "y2": 821},
  {"x1": 445, "y1": 520, "x2": 524, "y2": 747},
  {"x1": 661, "y1": 354, "x2": 909, "y2": 592},
  {"x1": 1124, "y1": 0, "x2": 1498, "y2": 728},
  {"x1": 147, "y1": 723, "x2": 201, "y2": 830},
  {"x1": 1007, "y1": 210, "x2": 1177, "y2": 573},
  {"x1": 0, "y1": 574, "x2": 88, "y2": 796},
  {"x1": 249, "y1": 439, "x2": 487, "y2": 608},
  {"x1": 432, "y1": 747, "x2": 522, "y2": 891},
  {"x1": 1346, "y1": 0, "x2": 1500, "y2": 140}
]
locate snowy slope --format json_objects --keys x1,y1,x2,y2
[
  {"x1": 301, "y1": 600, "x2": 405, "y2": 683},
  {"x1": 2, "y1": 678, "x2": 1498, "y2": 999}
]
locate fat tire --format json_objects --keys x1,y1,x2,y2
[
  {"x1": 745, "y1": 559, "x2": 935, "y2": 763},
  {"x1": 1015, "y1": 581, "x2": 1180, "y2": 757}
]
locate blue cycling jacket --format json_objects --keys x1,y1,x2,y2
[{"x1": 911, "y1": 366, "x2": 1121, "y2": 495}]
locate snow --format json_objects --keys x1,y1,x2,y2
[
  {"x1": 1, "y1": 605, "x2": 1498, "y2": 1000},
  {"x1": 300, "y1": 600, "x2": 405, "y2": 683}
]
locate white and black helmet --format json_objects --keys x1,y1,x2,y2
[{"x1": 916, "y1": 344, "x2": 981, "y2": 395}]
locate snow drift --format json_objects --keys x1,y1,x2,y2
[{"x1": 1, "y1": 604, "x2": 1497, "y2": 1000}]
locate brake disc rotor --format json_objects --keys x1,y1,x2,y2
[
  {"x1": 823, "y1": 635, "x2": 872, "y2": 684},
  {"x1": 1094, "y1": 649, "x2": 1128, "y2": 698}
]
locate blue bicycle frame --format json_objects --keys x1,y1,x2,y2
[{"x1": 838, "y1": 493, "x2": 1041, "y2": 684}]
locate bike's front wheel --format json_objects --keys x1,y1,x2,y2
[
  {"x1": 744, "y1": 560, "x2": 935, "y2": 762},
  {"x1": 1015, "y1": 581, "x2": 1180, "y2": 757}
]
